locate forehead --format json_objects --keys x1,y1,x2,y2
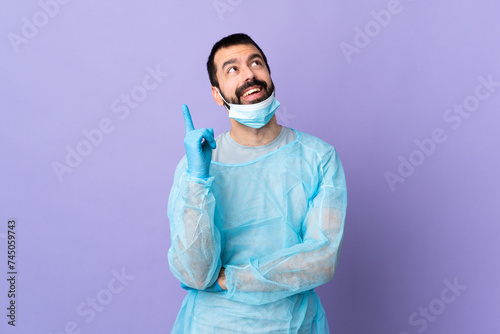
[{"x1": 213, "y1": 44, "x2": 262, "y2": 69}]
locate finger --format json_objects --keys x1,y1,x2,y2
[
  {"x1": 207, "y1": 128, "x2": 216, "y2": 149},
  {"x1": 201, "y1": 128, "x2": 216, "y2": 149},
  {"x1": 182, "y1": 104, "x2": 195, "y2": 133}
]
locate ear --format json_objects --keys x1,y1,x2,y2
[{"x1": 211, "y1": 86, "x2": 224, "y2": 106}]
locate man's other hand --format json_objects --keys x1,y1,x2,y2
[{"x1": 217, "y1": 267, "x2": 227, "y2": 290}]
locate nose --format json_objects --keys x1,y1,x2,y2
[{"x1": 241, "y1": 65, "x2": 255, "y2": 82}]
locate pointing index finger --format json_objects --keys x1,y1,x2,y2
[{"x1": 182, "y1": 104, "x2": 195, "y2": 133}]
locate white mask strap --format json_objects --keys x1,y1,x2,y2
[{"x1": 215, "y1": 88, "x2": 231, "y2": 111}]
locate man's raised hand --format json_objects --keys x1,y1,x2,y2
[{"x1": 182, "y1": 104, "x2": 216, "y2": 180}]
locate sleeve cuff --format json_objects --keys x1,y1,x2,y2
[{"x1": 183, "y1": 172, "x2": 215, "y2": 186}]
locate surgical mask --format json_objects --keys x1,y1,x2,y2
[{"x1": 217, "y1": 89, "x2": 280, "y2": 129}]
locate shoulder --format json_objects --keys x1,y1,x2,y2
[{"x1": 293, "y1": 129, "x2": 338, "y2": 160}]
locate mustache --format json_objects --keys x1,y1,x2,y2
[{"x1": 235, "y1": 79, "x2": 268, "y2": 97}]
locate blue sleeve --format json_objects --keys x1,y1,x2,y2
[{"x1": 167, "y1": 157, "x2": 222, "y2": 290}]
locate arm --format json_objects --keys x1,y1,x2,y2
[
  {"x1": 167, "y1": 163, "x2": 222, "y2": 289},
  {"x1": 223, "y1": 149, "x2": 347, "y2": 305},
  {"x1": 167, "y1": 105, "x2": 222, "y2": 290}
]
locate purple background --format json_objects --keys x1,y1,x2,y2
[{"x1": 1, "y1": 1, "x2": 499, "y2": 333}]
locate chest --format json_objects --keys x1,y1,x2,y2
[{"x1": 211, "y1": 158, "x2": 319, "y2": 260}]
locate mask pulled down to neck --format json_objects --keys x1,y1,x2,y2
[{"x1": 216, "y1": 88, "x2": 280, "y2": 129}]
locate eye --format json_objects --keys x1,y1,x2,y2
[
  {"x1": 227, "y1": 66, "x2": 237, "y2": 74},
  {"x1": 251, "y1": 60, "x2": 261, "y2": 66}
]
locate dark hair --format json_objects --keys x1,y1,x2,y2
[{"x1": 206, "y1": 33, "x2": 271, "y2": 88}]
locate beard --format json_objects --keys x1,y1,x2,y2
[{"x1": 221, "y1": 79, "x2": 275, "y2": 105}]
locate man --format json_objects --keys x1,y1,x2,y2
[{"x1": 167, "y1": 33, "x2": 347, "y2": 333}]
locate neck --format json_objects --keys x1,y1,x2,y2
[{"x1": 229, "y1": 116, "x2": 282, "y2": 147}]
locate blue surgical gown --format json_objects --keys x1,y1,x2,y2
[{"x1": 167, "y1": 129, "x2": 347, "y2": 333}]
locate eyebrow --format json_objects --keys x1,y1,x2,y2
[
  {"x1": 221, "y1": 53, "x2": 264, "y2": 71},
  {"x1": 221, "y1": 58, "x2": 237, "y2": 71}
]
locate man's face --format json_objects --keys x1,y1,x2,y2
[{"x1": 213, "y1": 44, "x2": 274, "y2": 105}]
